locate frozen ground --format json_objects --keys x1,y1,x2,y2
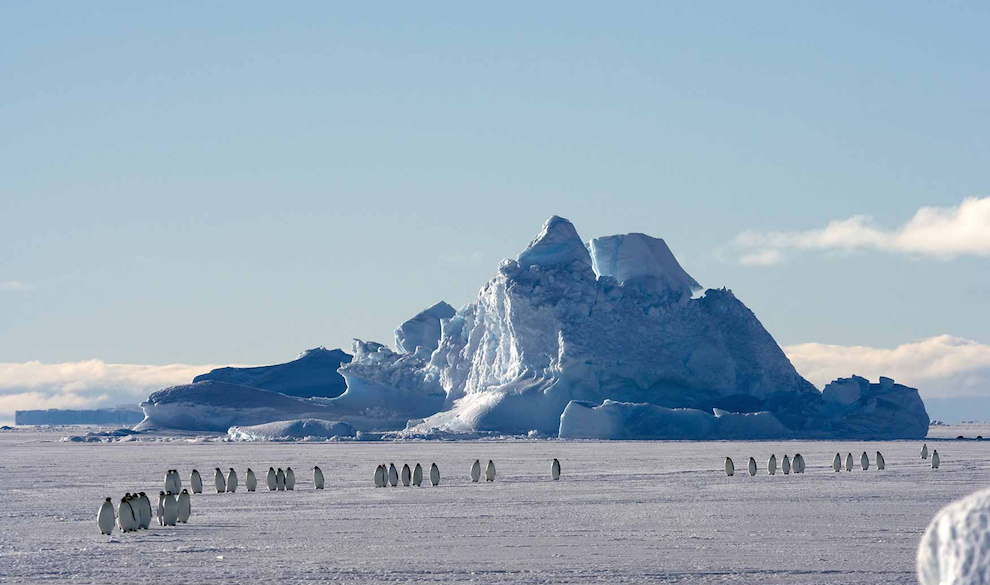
[{"x1": 2, "y1": 426, "x2": 988, "y2": 584}]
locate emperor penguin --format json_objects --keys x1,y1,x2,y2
[
  {"x1": 314, "y1": 466, "x2": 325, "y2": 490},
  {"x1": 388, "y1": 463, "x2": 398, "y2": 487},
  {"x1": 724, "y1": 457, "x2": 735, "y2": 477},
  {"x1": 860, "y1": 452, "x2": 870, "y2": 471},
  {"x1": 747, "y1": 457, "x2": 757, "y2": 477},
  {"x1": 246, "y1": 468, "x2": 257, "y2": 492},
  {"x1": 781, "y1": 455, "x2": 791, "y2": 475},
  {"x1": 227, "y1": 468, "x2": 238, "y2": 493},
  {"x1": 117, "y1": 496, "x2": 136, "y2": 533},
  {"x1": 97, "y1": 497, "x2": 115, "y2": 535},
  {"x1": 844, "y1": 453, "x2": 854, "y2": 472},
  {"x1": 163, "y1": 492, "x2": 178, "y2": 526},
  {"x1": 932, "y1": 450, "x2": 940, "y2": 469},
  {"x1": 177, "y1": 489, "x2": 191, "y2": 523},
  {"x1": 157, "y1": 491, "x2": 166, "y2": 526},
  {"x1": 430, "y1": 463, "x2": 440, "y2": 486},
  {"x1": 552, "y1": 458, "x2": 561, "y2": 481},
  {"x1": 794, "y1": 453, "x2": 805, "y2": 474},
  {"x1": 401, "y1": 464, "x2": 412, "y2": 487},
  {"x1": 171, "y1": 469, "x2": 182, "y2": 493},
  {"x1": 276, "y1": 468, "x2": 286, "y2": 490},
  {"x1": 768, "y1": 454, "x2": 777, "y2": 476},
  {"x1": 486, "y1": 460, "x2": 496, "y2": 482},
  {"x1": 164, "y1": 470, "x2": 174, "y2": 494},
  {"x1": 832, "y1": 453, "x2": 842, "y2": 472},
  {"x1": 137, "y1": 492, "x2": 153, "y2": 529},
  {"x1": 191, "y1": 469, "x2": 203, "y2": 494},
  {"x1": 921, "y1": 443, "x2": 929, "y2": 459},
  {"x1": 267, "y1": 467, "x2": 277, "y2": 491},
  {"x1": 471, "y1": 459, "x2": 482, "y2": 483},
  {"x1": 214, "y1": 468, "x2": 226, "y2": 493},
  {"x1": 413, "y1": 463, "x2": 423, "y2": 486},
  {"x1": 876, "y1": 451, "x2": 886, "y2": 470},
  {"x1": 285, "y1": 467, "x2": 295, "y2": 490},
  {"x1": 374, "y1": 465, "x2": 385, "y2": 488}
]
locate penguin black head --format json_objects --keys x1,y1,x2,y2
[
  {"x1": 159, "y1": 491, "x2": 165, "y2": 496},
  {"x1": 192, "y1": 469, "x2": 197, "y2": 472},
  {"x1": 105, "y1": 497, "x2": 112, "y2": 502},
  {"x1": 139, "y1": 492, "x2": 146, "y2": 497},
  {"x1": 181, "y1": 489, "x2": 188, "y2": 494}
]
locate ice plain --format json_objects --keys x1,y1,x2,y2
[{"x1": 1, "y1": 425, "x2": 985, "y2": 584}]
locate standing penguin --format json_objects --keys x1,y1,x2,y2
[
  {"x1": 844, "y1": 453, "x2": 854, "y2": 472},
  {"x1": 214, "y1": 468, "x2": 226, "y2": 493},
  {"x1": 164, "y1": 471, "x2": 174, "y2": 495},
  {"x1": 388, "y1": 464, "x2": 398, "y2": 487},
  {"x1": 922, "y1": 443, "x2": 929, "y2": 459},
  {"x1": 551, "y1": 458, "x2": 561, "y2": 481},
  {"x1": 226, "y1": 468, "x2": 238, "y2": 493},
  {"x1": 285, "y1": 467, "x2": 295, "y2": 490},
  {"x1": 747, "y1": 457, "x2": 757, "y2": 477},
  {"x1": 932, "y1": 450, "x2": 941, "y2": 469},
  {"x1": 832, "y1": 453, "x2": 842, "y2": 472},
  {"x1": 430, "y1": 463, "x2": 440, "y2": 486},
  {"x1": 413, "y1": 463, "x2": 423, "y2": 487},
  {"x1": 191, "y1": 469, "x2": 203, "y2": 494},
  {"x1": 781, "y1": 455, "x2": 791, "y2": 475},
  {"x1": 177, "y1": 489, "x2": 191, "y2": 523},
  {"x1": 157, "y1": 491, "x2": 166, "y2": 526},
  {"x1": 246, "y1": 468, "x2": 257, "y2": 492},
  {"x1": 860, "y1": 452, "x2": 870, "y2": 471},
  {"x1": 724, "y1": 457, "x2": 735, "y2": 477},
  {"x1": 267, "y1": 467, "x2": 277, "y2": 491},
  {"x1": 276, "y1": 468, "x2": 286, "y2": 490},
  {"x1": 374, "y1": 465, "x2": 385, "y2": 487},
  {"x1": 163, "y1": 492, "x2": 178, "y2": 526},
  {"x1": 470, "y1": 459, "x2": 481, "y2": 483},
  {"x1": 794, "y1": 453, "x2": 805, "y2": 474},
  {"x1": 171, "y1": 470, "x2": 182, "y2": 493},
  {"x1": 768, "y1": 454, "x2": 777, "y2": 476},
  {"x1": 486, "y1": 460, "x2": 496, "y2": 482},
  {"x1": 314, "y1": 466, "x2": 325, "y2": 490},
  {"x1": 137, "y1": 492, "x2": 153, "y2": 529},
  {"x1": 401, "y1": 464, "x2": 411, "y2": 487},
  {"x1": 876, "y1": 451, "x2": 886, "y2": 470},
  {"x1": 117, "y1": 497, "x2": 136, "y2": 533},
  {"x1": 97, "y1": 497, "x2": 115, "y2": 535}
]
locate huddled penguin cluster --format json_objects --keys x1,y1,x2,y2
[
  {"x1": 374, "y1": 462, "x2": 435, "y2": 487},
  {"x1": 98, "y1": 487, "x2": 192, "y2": 536},
  {"x1": 725, "y1": 453, "x2": 804, "y2": 477}
]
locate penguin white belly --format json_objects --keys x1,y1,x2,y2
[
  {"x1": 191, "y1": 470, "x2": 203, "y2": 494},
  {"x1": 215, "y1": 469, "x2": 226, "y2": 493},
  {"x1": 164, "y1": 472, "x2": 173, "y2": 495},
  {"x1": 782, "y1": 455, "x2": 791, "y2": 475},
  {"x1": 177, "y1": 491, "x2": 191, "y2": 523},
  {"x1": 470, "y1": 460, "x2": 481, "y2": 483},
  {"x1": 724, "y1": 457, "x2": 734, "y2": 477},
  {"x1": 388, "y1": 464, "x2": 398, "y2": 487},
  {"x1": 401, "y1": 464, "x2": 411, "y2": 487},
  {"x1": 922, "y1": 444, "x2": 929, "y2": 459},
  {"x1": 768, "y1": 454, "x2": 777, "y2": 475},
  {"x1": 138, "y1": 494, "x2": 152, "y2": 529},
  {"x1": 832, "y1": 453, "x2": 842, "y2": 472},
  {"x1": 285, "y1": 468, "x2": 295, "y2": 490},
  {"x1": 877, "y1": 451, "x2": 886, "y2": 470},
  {"x1": 413, "y1": 464, "x2": 423, "y2": 486},
  {"x1": 314, "y1": 466, "x2": 324, "y2": 490},
  {"x1": 485, "y1": 460, "x2": 496, "y2": 482},
  {"x1": 246, "y1": 469, "x2": 257, "y2": 492},
  {"x1": 430, "y1": 463, "x2": 440, "y2": 486},
  {"x1": 117, "y1": 500, "x2": 135, "y2": 532},
  {"x1": 227, "y1": 469, "x2": 238, "y2": 492},
  {"x1": 845, "y1": 453, "x2": 854, "y2": 472},
  {"x1": 374, "y1": 465, "x2": 385, "y2": 487},
  {"x1": 97, "y1": 499, "x2": 115, "y2": 535},
  {"x1": 267, "y1": 468, "x2": 277, "y2": 491},
  {"x1": 932, "y1": 451, "x2": 940, "y2": 469},
  {"x1": 747, "y1": 457, "x2": 757, "y2": 477},
  {"x1": 552, "y1": 458, "x2": 561, "y2": 481},
  {"x1": 861, "y1": 452, "x2": 870, "y2": 470},
  {"x1": 163, "y1": 494, "x2": 178, "y2": 526}
]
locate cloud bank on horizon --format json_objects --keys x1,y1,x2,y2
[{"x1": 730, "y1": 196, "x2": 990, "y2": 265}]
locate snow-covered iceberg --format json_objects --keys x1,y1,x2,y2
[
  {"x1": 227, "y1": 418, "x2": 356, "y2": 441},
  {"x1": 394, "y1": 301, "x2": 455, "y2": 356},
  {"x1": 193, "y1": 347, "x2": 351, "y2": 399}
]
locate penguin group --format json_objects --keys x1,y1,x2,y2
[
  {"x1": 469, "y1": 459, "x2": 496, "y2": 482},
  {"x1": 724, "y1": 453, "x2": 804, "y2": 477},
  {"x1": 99, "y1": 486, "x2": 192, "y2": 536},
  {"x1": 375, "y1": 462, "x2": 436, "y2": 487},
  {"x1": 829, "y1": 451, "x2": 887, "y2": 472}
]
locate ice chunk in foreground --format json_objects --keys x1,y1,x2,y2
[
  {"x1": 918, "y1": 488, "x2": 990, "y2": 585},
  {"x1": 394, "y1": 301, "x2": 456, "y2": 356},
  {"x1": 227, "y1": 419, "x2": 355, "y2": 441}
]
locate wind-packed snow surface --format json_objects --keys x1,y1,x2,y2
[
  {"x1": 0, "y1": 428, "x2": 980, "y2": 583},
  {"x1": 137, "y1": 216, "x2": 928, "y2": 439}
]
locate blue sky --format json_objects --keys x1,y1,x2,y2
[{"x1": 2, "y1": 3, "x2": 989, "y2": 421}]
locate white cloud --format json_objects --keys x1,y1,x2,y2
[
  {"x1": 784, "y1": 334, "x2": 990, "y2": 398},
  {"x1": 0, "y1": 280, "x2": 33, "y2": 292},
  {"x1": 731, "y1": 196, "x2": 990, "y2": 265},
  {"x1": 0, "y1": 360, "x2": 234, "y2": 419}
]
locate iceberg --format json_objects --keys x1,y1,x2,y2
[
  {"x1": 227, "y1": 419, "x2": 356, "y2": 441},
  {"x1": 394, "y1": 301, "x2": 456, "y2": 356},
  {"x1": 193, "y1": 347, "x2": 351, "y2": 399}
]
